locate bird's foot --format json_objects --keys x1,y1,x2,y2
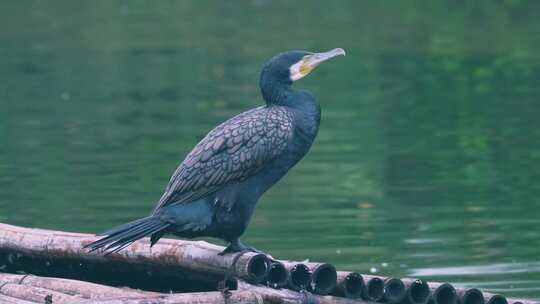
[
  {"x1": 218, "y1": 240, "x2": 266, "y2": 256},
  {"x1": 218, "y1": 245, "x2": 238, "y2": 256}
]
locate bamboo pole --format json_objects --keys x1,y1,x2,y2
[
  {"x1": 305, "y1": 262, "x2": 338, "y2": 295},
  {"x1": 401, "y1": 278, "x2": 431, "y2": 304},
  {"x1": 333, "y1": 271, "x2": 364, "y2": 299},
  {"x1": 381, "y1": 277, "x2": 406, "y2": 304},
  {"x1": 92, "y1": 290, "x2": 264, "y2": 304},
  {"x1": 0, "y1": 273, "x2": 158, "y2": 300},
  {"x1": 0, "y1": 283, "x2": 89, "y2": 304},
  {"x1": 362, "y1": 274, "x2": 384, "y2": 301},
  {"x1": 266, "y1": 261, "x2": 288, "y2": 288},
  {"x1": 281, "y1": 261, "x2": 312, "y2": 291},
  {"x1": 0, "y1": 223, "x2": 268, "y2": 292},
  {"x1": 0, "y1": 294, "x2": 39, "y2": 304},
  {"x1": 455, "y1": 288, "x2": 484, "y2": 304},
  {"x1": 428, "y1": 282, "x2": 457, "y2": 304},
  {"x1": 484, "y1": 293, "x2": 508, "y2": 304}
]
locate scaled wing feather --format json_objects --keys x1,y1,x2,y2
[{"x1": 153, "y1": 106, "x2": 293, "y2": 212}]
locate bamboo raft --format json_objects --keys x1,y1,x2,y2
[{"x1": 0, "y1": 223, "x2": 537, "y2": 304}]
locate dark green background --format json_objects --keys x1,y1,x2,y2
[{"x1": 1, "y1": 0, "x2": 539, "y2": 298}]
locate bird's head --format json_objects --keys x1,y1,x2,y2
[
  {"x1": 260, "y1": 48, "x2": 346, "y2": 103},
  {"x1": 261, "y1": 48, "x2": 346, "y2": 84}
]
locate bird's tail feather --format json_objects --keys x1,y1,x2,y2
[{"x1": 84, "y1": 216, "x2": 170, "y2": 255}]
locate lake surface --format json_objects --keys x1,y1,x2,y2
[{"x1": 1, "y1": 1, "x2": 539, "y2": 299}]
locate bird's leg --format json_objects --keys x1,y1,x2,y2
[
  {"x1": 218, "y1": 239, "x2": 265, "y2": 255},
  {"x1": 218, "y1": 239, "x2": 244, "y2": 255}
]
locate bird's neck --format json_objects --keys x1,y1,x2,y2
[
  {"x1": 261, "y1": 82, "x2": 312, "y2": 109},
  {"x1": 259, "y1": 74, "x2": 319, "y2": 114},
  {"x1": 260, "y1": 73, "x2": 293, "y2": 106}
]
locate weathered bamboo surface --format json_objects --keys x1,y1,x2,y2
[
  {"x1": 0, "y1": 272, "x2": 379, "y2": 304},
  {"x1": 2, "y1": 271, "x2": 535, "y2": 304},
  {"x1": 0, "y1": 222, "x2": 267, "y2": 292},
  {"x1": 0, "y1": 272, "x2": 158, "y2": 302},
  {"x1": 0, "y1": 223, "x2": 539, "y2": 304}
]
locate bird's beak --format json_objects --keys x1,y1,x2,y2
[
  {"x1": 290, "y1": 48, "x2": 346, "y2": 81},
  {"x1": 304, "y1": 48, "x2": 346, "y2": 69}
]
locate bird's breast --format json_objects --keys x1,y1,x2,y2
[{"x1": 291, "y1": 103, "x2": 320, "y2": 149}]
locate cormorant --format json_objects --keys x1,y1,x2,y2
[{"x1": 84, "y1": 48, "x2": 346, "y2": 255}]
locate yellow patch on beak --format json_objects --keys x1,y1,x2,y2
[
  {"x1": 299, "y1": 59, "x2": 314, "y2": 76},
  {"x1": 290, "y1": 56, "x2": 316, "y2": 81}
]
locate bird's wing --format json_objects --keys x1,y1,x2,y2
[{"x1": 153, "y1": 106, "x2": 294, "y2": 212}]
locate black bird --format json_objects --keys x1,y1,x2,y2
[{"x1": 84, "y1": 48, "x2": 346, "y2": 255}]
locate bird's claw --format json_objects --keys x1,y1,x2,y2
[
  {"x1": 218, "y1": 240, "x2": 268, "y2": 256},
  {"x1": 218, "y1": 246, "x2": 236, "y2": 256}
]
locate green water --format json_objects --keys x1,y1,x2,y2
[{"x1": 1, "y1": 1, "x2": 540, "y2": 299}]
